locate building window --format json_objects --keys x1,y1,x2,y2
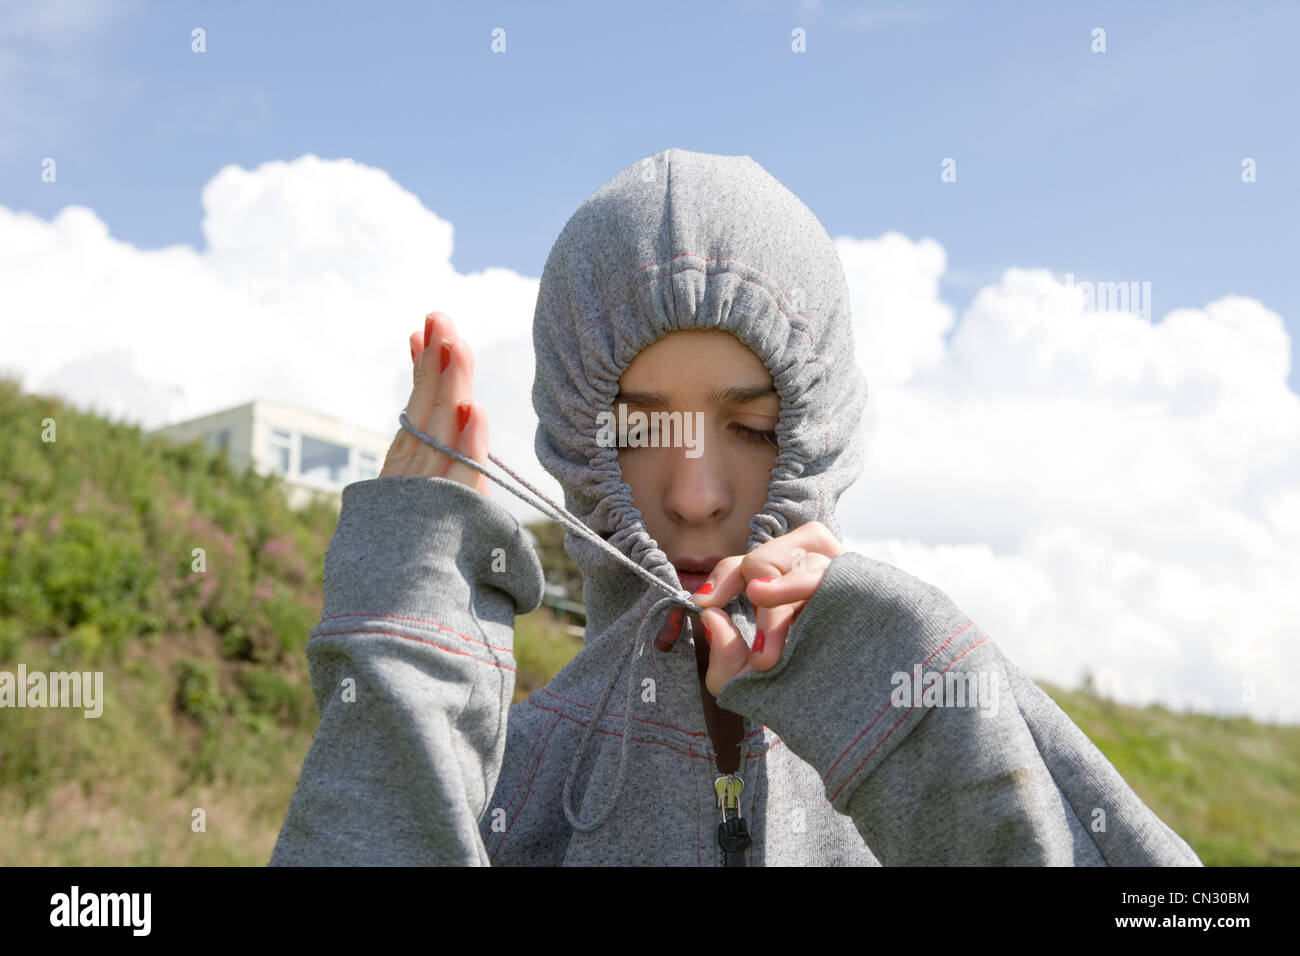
[
  {"x1": 300, "y1": 433, "x2": 350, "y2": 484},
  {"x1": 356, "y1": 450, "x2": 378, "y2": 481},
  {"x1": 267, "y1": 427, "x2": 293, "y2": 475},
  {"x1": 206, "y1": 429, "x2": 230, "y2": 455}
]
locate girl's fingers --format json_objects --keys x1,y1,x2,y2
[
  {"x1": 744, "y1": 555, "x2": 832, "y2": 608},
  {"x1": 443, "y1": 397, "x2": 489, "y2": 492},
  {"x1": 700, "y1": 601, "x2": 799, "y2": 696},
  {"x1": 405, "y1": 313, "x2": 455, "y2": 440},
  {"x1": 752, "y1": 601, "x2": 798, "y2": 667},
  {"x1": 424, "y1": 332, "x2": 475, "y2": 475},
  {"x1": 383, "y1": 311, "x2": 458, "y2": 478},
  {"x1": 410, "y1": 330, "x2": 423, "y2": 384},
  {"x1": 701, "y1": 607, "x2": 752, "y2": 696},
  {"x1": 692, "y1": 523, "x2": 843, "y2": 611},
  {"x1": 688, "y1": 554, "x2": 750, "y2": 607},
  {"x1": 410, "y1": 326, "x2": 466, "y2": 476}
]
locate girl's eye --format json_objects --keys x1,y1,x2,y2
[{"x1": 733, "y1": 424, "x2": 778, "y2": 448}]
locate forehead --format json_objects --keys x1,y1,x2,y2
[{"x1": 621, "y1": 329, "x2": 771, "y2": 386}]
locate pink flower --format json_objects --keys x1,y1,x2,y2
[
  {"x1": 12, "y1": 515, "x2": 27, "y2": 533},
  {"x1": 262, "y1": 537, "x2": 291, "y2": 558}
]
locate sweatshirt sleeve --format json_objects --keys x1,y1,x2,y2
[
  {"x1": 715, "y1": 550, "x2": 1203, "y2": 867},
  {"x1": 268, "y1": 475, "x2": 544, "y2": 866}
]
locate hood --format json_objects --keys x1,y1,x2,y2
[{"x1": 528, "y1": 147, "x2": 869, "y2": 830}]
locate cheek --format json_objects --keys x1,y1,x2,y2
[
  {"x1": 616, "y1": 449, "x2": 648, "y2": 498},
  {"x1": 743, "y1": 446, "x2": 779, "y2": 510}
]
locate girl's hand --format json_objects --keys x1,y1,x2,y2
[
  {"x1": 379, "y1": 311, "x2": 490, "y2": 497},
  {"x1": 687, "y1": 521, "x2": 845, "y2": 696}
]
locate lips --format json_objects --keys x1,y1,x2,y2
[
  {"x1": 677, "y1": 571, "x2": 711, "y2": 594},
  {"x1": 672, "y1": 555, "x2": 723, "y2": 595}
]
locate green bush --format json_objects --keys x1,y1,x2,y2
[
  {"x1": 0, "y1": 616, "x2": 25, "y2": 662},
  {"x1": 241, "y1": 667, "x2": 307, "y2": 726},
  {"x1": 220, "y1": 625, "x2": 254, "y2": 661},
  {"x1": 262, "y1": 594, "x2": 319, "y2": 661},
  {"x1": 50, "y1": 622, "x2": 104, "y2": 664},
  {"x1": 173, "y1": 660, "x2": 225, "y2": 727}
]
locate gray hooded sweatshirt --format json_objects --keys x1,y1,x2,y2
[{"x1": 269, "y1": 148, "x2": 1202, "y2": 866}]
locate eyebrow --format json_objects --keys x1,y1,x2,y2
[{"x1": 613, "y1": 383, "x2": 779, "y2": 409}]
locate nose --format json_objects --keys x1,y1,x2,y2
[{"x1": 662, "y1": 443, "x2": 731, "y2": 527}]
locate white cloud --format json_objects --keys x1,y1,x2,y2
[
  {"x1": 0, "y1": 153, "x2": 549, "y2": 527},
  {"x1": 837, "y1": 230, "x2": 953, "y2": 387},
  {"x1": 2, "y1": 152, "x2": 1295, "y2": 724},
  {"x1": 837, "y1": 236, "x2": 1300, "y2": 724}
]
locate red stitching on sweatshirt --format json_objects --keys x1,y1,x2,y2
[
  {"x1": 527, "y1": 697, "x2": 781, "y2": 761},
  {"x1": 489, "y1": 713, "x2": 563, "y2": 857},
  {"x1": 538, "y1": 684, "x2": 765, "y2": 742},
  {"x1": 316, "y1": 611, "x2": 513, "y2": 655},
  {"x1": 828, "y1": 634, "x2": 992, "y2": 804},
  {"x1": 491, "y1": 708, "x2": 560, "y2": 831},
  {"x1": 821, "y1": 620, "x2": 974, "y2": 784},
  {"x1": 308, "y1": 627, "x2": 515, "y2": 673},
  {"x1": 528, "y1": 699, "x2": 698, "y2": 758}
]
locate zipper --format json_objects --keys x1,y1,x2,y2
[
  {"x1": 686, "y1": 610, "x2": 754, "y2": 866},
  {"x1": 715, "y1": 773, "x2": 751, "y2": 866}
]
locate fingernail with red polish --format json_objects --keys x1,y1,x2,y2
[
  {"x1": 695, "y1": 581, "x2": 714, "y2": 596},
  {"x1": 457, "y1": 402, "x2": 471, "y2": 431},
  {"x1": 753, "y1": 577, "x2": 776, "y2": 584},
  {"x1": 753, "y1": 628, "x2": 766, "y2": 655},
  {"x1": 654, "y1": 607, "x2": 685, "y2": 652},
  {"x1": 702, "y1": 619, "x2": 711, "y2": 645},
  {"x1": 424, "y1": 316, "x2": 435, "y2": 349},
  {"x1": 440, "y1": 339, "x2": 454, "y2": 372}
]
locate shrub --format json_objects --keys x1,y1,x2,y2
[
  {"x1": 241, "y1": 667, "x2": 307, "y2": 726},
  {"x1": 173, "y1": 660, "x2": 225, "y2": 727}
]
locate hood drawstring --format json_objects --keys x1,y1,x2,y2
[
  {"x1": 396, "y1": 410, "x2": 703, "y2": 832},
  {"x1": 559, "y1": 591, "x2": 680, "y2": 832},
  {"x1": 398, "y1": 410, "x2": 703, "y2": 617}
]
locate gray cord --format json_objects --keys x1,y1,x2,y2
[{"x1": 397, "y1": 410, "x2": 703, "y2": 616}]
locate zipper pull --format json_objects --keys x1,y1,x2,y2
[
  {"x1": 714, "y1": 774, "x2": 751, "y2": 866},
  {"x1": 714, "y1": 773, "x2": 743, "y2": 818}
]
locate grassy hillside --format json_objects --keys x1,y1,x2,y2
[
  {"x1": 0, "y1": 375, "x2": 1294, "y2": 865},
  {"x1": 1036, "y1": 682, "x2": 1300, "y2": 866}
]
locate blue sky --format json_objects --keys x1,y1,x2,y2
[
  {"x1": 2, "y1": 0, "x2": 1298, "y2": 722},
  {"x1": 3, "y1": 0, "x2": 1297, "y2": 387}
]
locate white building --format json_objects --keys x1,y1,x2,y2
[{"x1": 147, "y1": 400, "x2": 392, "y2": 510}]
